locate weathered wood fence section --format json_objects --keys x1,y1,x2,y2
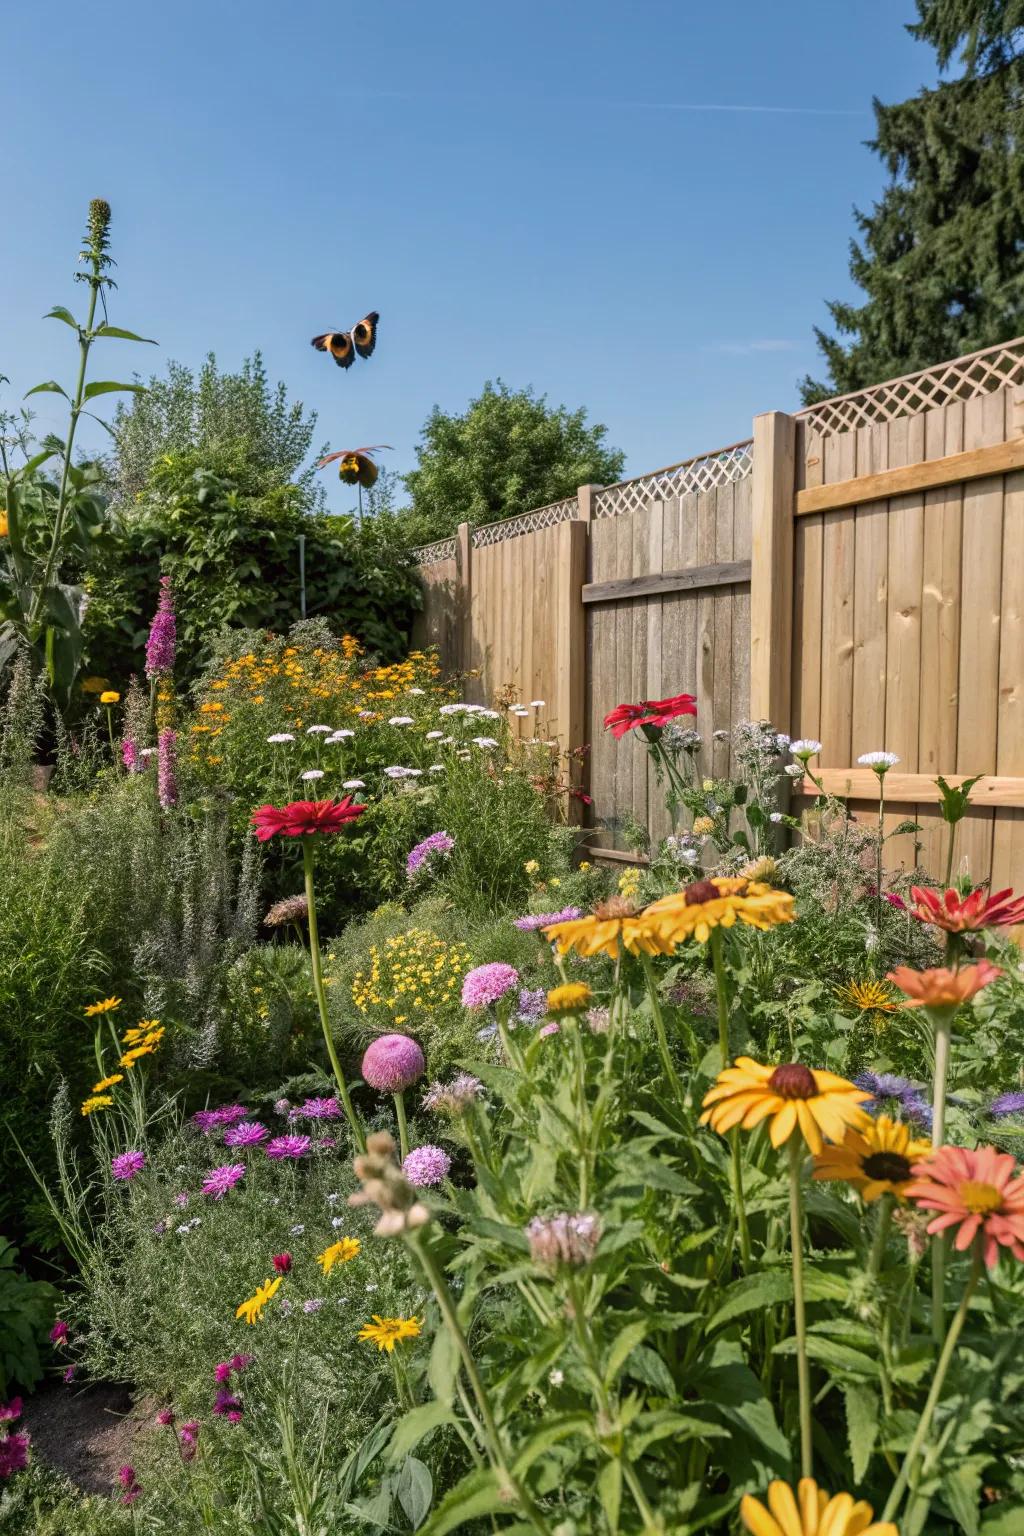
[{"x1": 413, "y1": 338, "x2": 1024, "y2": 887}]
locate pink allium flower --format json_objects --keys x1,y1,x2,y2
[
  {"x1": 0, "y1": 1432, "x2": 30, "y2": 1478},
  {"x1": 361, "y1": 1034, "x2": 426, "y2": 1093},
  {"x1": 145, "y1": 575, "x2": 177, "y2": 678},
  {"x1": 49, "y1": 1321, "x2": 68, "y2": 1345},
  {"x1": 266, "y1": 1135, "x2": 311, "y2": 1160},
  {"x1": 525, "y1": 1211, "x2": 601, "y2": 1268},
  {"x1": 224, "y1": 1120, "x2": 270, "y2": 1147},
  {"x1": 111, "y1": 1150, "x2": 146, "y2": 1182},
  {"x1": 461, "y1": 963, "x2": 519, "y2": 1008},
  {"x1": 201, "y1": 1163, "x2": 246, "y2": 1200},
  {"x1": 402, "y1": 1145, "x2": 451, "y2": 1187}
]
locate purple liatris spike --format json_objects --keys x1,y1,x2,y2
[
  {"x1": 157, "y1": 729, "x2": 178, "y2": 809},
  {"x1": 146, "y1": 575, "x2": 177, "y2": 679},
  {"x1": 121, "y1": 738, "x2": 140, "y2": 773}
]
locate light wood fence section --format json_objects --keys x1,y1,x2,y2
[{"x1": 412, "y1": 337, "x2": 1024, "y2": 887}]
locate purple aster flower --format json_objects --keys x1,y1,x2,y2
[
  {"x1": 0, "y1": 1431, "x2": 30, "y2": 1478},
  {"x1": 157, "y1": 728, "x2": 178, "y2": 810},
  {"x1": 193, "y1": 1104, "x2": 249, "y2": 1133},
  {"x1": 145, "y1": 575, "x2": 177, "y2": 679},
  {"x1": 406, "y1": 830, "x2": 455, "y2": 880},
  {"x1": 513, "y1": 907, "x2": 582, "y2": 932},
  {"x1": 111, "y1": 1150, "x2": 146, "y2": 1182},
  {"x1": 297, "y1": 1096, "x2": 341, "y2": 1121},
  {"x1": 423, "y1": 1074, "x2": 483, "y2": 1115},
  {"x1": 224, "y1": 1120, "x2": 270, "y2": 1147},
  {"x1": 361, "y1": 1034, "x2": 426, "y2": 1093},
  {"x1": 201, "y1": 1163, "x2": 246, "y2": 1199},
  {"x1": 461, "y1": 963, "x2": 520, "y2": 1009},
  {"x1": 49, "y1": 1321, "x2": 69, "y2": 1345},
  {"x1": 213, "y1": 1389, "x2": 241, "y2": 1416},
  {"x1": 990, "y1": 1090, "x2": 1024, "y2": 1117},
  {"x1": 265, "y1": 1135, "x2": 311, "y2": 1160},
  {"x1": 402, "y1": 1144, "x2": 451, "y2": 1187},
  {"x1": 515, "y1": 987, "x2": 548, "y2": 1023},
  {"x1": 63, "y1": 1367, "x2": 76, "y2": 1385},
  {"x1": 303, "y1": 1299, "x2": 324, "y2": 1314}
]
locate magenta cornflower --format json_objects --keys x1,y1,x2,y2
[
  {"x1": 111, "y1": 1150, "x2": 146, "y2": 1182},
  {"x1": 0, "y1": 1400, "x2": 22, "y2": 1423},
  {"x1": 201, "y1": 1163, "x2": 246, "y2": 1200},
  {"x1": 228, "y1": 1353, "x2": 253, "y2": 1374},
  {"x1": 155, "y1": 1408, "x2": 174, "y2": 1428},
  {"x1": 145, "y1": 574, "x2": 177, "y2": 678},
  {"x1": 193, "y1": 1104, "x2": 249, "y2": 1133},
  {"x1": 213, "y1": 1362, "x2": 232, "y2": 1384},
  {"x1": 514, "y1": 907, "x2": 582, "y2": 932},
  {"x1": 179, "y1": 1420, "x2": 200, "y2": 1461},
  {"x1": 213, "y1": 1389, "x2": 242, "y2": 1417},
  {"x1": 461, "y1": 962, "x2": 519, "y2": 1008},
  {"x1": 297, "y1": 1096, "x2": 341, "y2": 1120},
  {"x1": 272, "y1": 1252, "x2": 292, "y2": 1273},
  {"x1": 118, "y1": 1465, "x2": 137, "y2": 1488},
  {"x1": 0, "y1": 1432, "x2": 30, "y2": 1479},
  {"x1": 266, "y1": 1134, "x2": 311, "y2": 1160},
  {"x1": 224, "y1": 1120, "x2": 270, "y2": 1147},
  {"x1": 406, "y1": 830, "x2": 454, "y2": 880},
  {"x1": 361, "y1": 1034, "x2": 426, "y2": 1093},
  {"x1": 402, "y1": 1145, "x2": 451, "y2": 1186},
  {"x1": 49, "y1": 1321, "x2": 69, "y2": 1345},
  {"x1": 157, "y1": 728, "x2": 178, "y2": 810}
]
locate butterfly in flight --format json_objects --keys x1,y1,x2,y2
[
  {"x1": 316, "y1": 445, "x2": 392, "y2": 488},
  {"x1": 310, "y1": 312, "x2": 380, "y2": 369}
]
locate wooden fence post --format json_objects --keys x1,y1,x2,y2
[
  {"x1": 577, "y1": 483, "x2": 602, "y2": 523},
  {"x1": 555, "y1": 518, "x2": 589, "y2": 821},
  {"x1": 749, "y1": 411, "x2": 796, "y2": 727},
  {"x1": 455, "y1": 521, "x2": 473, "y2": 677}
]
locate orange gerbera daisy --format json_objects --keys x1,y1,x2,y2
[
  {"x1": 542, "y1": 897, "x2": 672, "y2": 960},
  {"x1": 645, "y1": 877, "x2": 795, "y2": 946},
  {"x1": 909, "y1": 884, "x2": 1024, "y2": 933},
  {"x1": 740, "y1": 1479, "x2": 896, "y2": 1536},
  {"x1": 700, "y1": 1059, "x2": 871, "y2": 1155},
  {"x1": 886, "y1": 960, "x2": 1002, "y2": 1009},
  {"x1": 905, "y1": 1144, "x2": 1024, "y2": 1268},
  {"x1": 812, "y1": 1115, "x2": 931, "y2": 1202}
]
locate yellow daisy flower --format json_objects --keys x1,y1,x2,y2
[
  {"x1": 645, "y1": 878, "x2": 795, "y2": 946},
  {"x1": 546, "y1": 982, "x2": 593, "y2": 1015},
  {"x1": 235, "y1": 1276, "x2": 283, "y2": 1325},
  {"x1": 84, "y1": 997, "x2": 121, "y2": 1017},
  {"x1": 543, "y1": 898, "x2": 673, "y2": 960},
  {"x1": 358, "y1": 1315, "x2": 422, "y2": 1353},
  {"x1": 740, "y1": 1478, "x2": 896, "y2": 1536},
  {"x1": 317, "y1": 1237, "x2": 361, "y2": 1274},
  {"x1": 812, "y1": 1114, "x2": 931, "y2": 1202},
  {"x1": 700, "y1": 1058, "x2": 871, "y2": 1155},
  {"x1": 92, "y1": 1074, "x2": 124, "y2": 1092},
  {"x1": 119, "y1": 1044, "x2": 156, "y2": 1068},
  {"x1": 99, "y1": 691, "x2": 120, "y2": 705},
  {"x1": 835, "y1": 979, "x2": 900, "y2": 1015},
  {"x1": 81, "y1": 1095, "x2": 113, "y2": 1116}
]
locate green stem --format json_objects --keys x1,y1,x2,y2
[
  {"x1": 638, "y1": 952, "x2": 686, "y2": 1113},
  {"x1": 881, "y1": 1247, "x2": 983, "y2": 1525},
  {"x1": 788, "y1": 1138, "x2": 813, "y2": 1480},
  {"x1": 301, "y1": 839, "x2": 365, "y2": 1153},
  {"x1": 394, "y1": 1092, "x2": 410, "y2": 1161},
  {"x1": 875, "y1": 779, "x2": 885, "y2": 938},
  {"x1": 711, "y1": 930, "x2": 751, "y2": 1270},
  {"x1": 930, "y1": 1010, "x2": 953, "y2": 1342},
  {"x1": 944, "y1": 822, "x2": 956, "y2": 889},
  {"x1": 105, "y1": 706, "x2": 117, "y2": 768},
  {"x1": 867, "y1": 1193, "x2": 894, "y2": 1283}
]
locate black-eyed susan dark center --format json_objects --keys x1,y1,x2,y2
[{"x1": 768, "y1": 1063, "x2": 818, "y2": 1100}]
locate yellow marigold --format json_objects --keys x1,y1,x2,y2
[
  {"x1": 235, "y1": 1275, "x2": 283, "y2": 1325},
  {"x1": 812, "y1": 1114, "x2": 931, "y2": 1202},
  {"x1": 317, "y1": 1236, "x2": 361, "y2": 1274},
  {"x1": 92, "y1": 1074, "x2": 124, "y2": 1092},
  {"x1": 84, "y1": 996, "x2": 121, "y2": 1017},
  {"x1": 543, "y1": 897, "x2": 673, "y2": 960},
  {"x1": 692, "y1": 815, "x2": 716, "y2": 836},
  {"x1": 358, "y1": 1315, "x2": 422, "y2": 1353},
  {"x1": 81, "y1": 1095, "x2": 113, "y2": 1116},
  {"x1": 700, "y1": 1058, "x2": 871, "y2": 1155},
  {"x1": 644, "y1": 877, "x2": 794, "y2": 945},
  {"x1": 546, "y1": 982, "x2": 593, "y2": 1015},
  {"x1": 99, "y1": 690, "x2": 120, "y2": 705},
  {"x1": 0, "y1": 510, "x2": 7, "y2": 536},
  {"x1": 123, "y1": 1020, "x2": 161, "y2": 1044},
  {"x1": 119, "y1": 1044, "x2": 156, "y2": 1068}
]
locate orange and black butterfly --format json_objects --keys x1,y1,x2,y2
[
  {"x1": 310, "y1": 312, "x2": 380, "y2": 369},
  {"x1": 316, "y1": 445, "x2": 392, "y2": 488}
]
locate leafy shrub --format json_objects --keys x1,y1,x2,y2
[{"x1": 0, "y1": 1240, "x2": 58, "y2": 1394}]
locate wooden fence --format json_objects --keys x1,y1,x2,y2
[{"x1": 412, "y1": 338, "x2": 1024, "y2": 887}]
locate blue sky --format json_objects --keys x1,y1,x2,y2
[{"x1": 2, "y1": 1, "x2": 941, "y2": 509}]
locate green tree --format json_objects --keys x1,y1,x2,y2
[
  {"x1": 801, "y1": 0, "x2": 1024, "y2": 402},
  {"x1": 402, "y1": 380, "x2": 624, "y2": 541}
]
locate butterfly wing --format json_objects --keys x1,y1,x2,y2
[
  {"x1": 311, "y1": 331, "x2": 355, "y2": 369},
  {"x1": 351, "y1": 312, "x2": 379, "y2": 360}
]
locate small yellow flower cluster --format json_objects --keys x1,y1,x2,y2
[
  {"x1": 351, "y1": 928, "x2": 471, "y2": 1028},
  {"x1": 617, "y1": 867, "x2": 642, "y2": 900},
  {"x1": 79, "y1": 1017, "x2": 165, "y2": 1116}
]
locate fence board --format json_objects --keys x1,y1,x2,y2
[
  {"x1": 851, "y1": 420, "x2": 889, "y2": 770},
  {"x1": 883, "y1": 412, "x2": 926, "y2": 867},
  {"x1": 819, "y1": 428, "x2": 856, "y2": 766}
]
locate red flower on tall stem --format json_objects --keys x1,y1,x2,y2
[
  {"x1": 603, "y1": 703, "x2": 648, "y2": 739},
  {"x1": 250, "y1": 798, "x2": 366, "y2": 842},
  {"x1": 909, "y1": 884, "x2": 1024, "y2": 934},
  {"x1": 603, "y1": 693, "x2": 697, "y2": 739}
]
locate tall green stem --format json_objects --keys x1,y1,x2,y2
[
  {"x1": 881, "y1": 1247, "x2": 983, "y2": 1524},
  {"x1": 930, "y1": 1009, "x2": 953, "y2": 1342},
  {"x1": 638, "y1": 953, "x2": 686, "y2": 1113},
  {"x1": 711, "y1": 930, "x2": 751, "y2": 1269},
  {"x1": 867, "y1": 1194, "x2": 894, "y2": 1283},
  {"x1": 788, "y1": 1138, "x2": 813, "y2": 1479},
  {"x1": 875, "y1": 778, "x2": 886, "y2": 938},
  {"x1": 394, "y1": 1092, "x2": 410, "y2": 1161},
  {"x1": 301, "y1": 839, "x2": 365, "y2": 1153}
]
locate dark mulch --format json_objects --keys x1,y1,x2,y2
[{"x1": 21, "y1": 1381, "x2": 155, "y2": 1495}]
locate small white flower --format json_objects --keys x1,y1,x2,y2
[
  {"x1": 769, "y1": 812, "x2": 783, "y2": 823},
  {"x1": 301, "y1": 769, "x2": 325, "y2": 781},
  {"x1": 479, "y1": 709, "x2": 501, "y2": 719},
  {"x1": 343, "y1": 778, "x2": 366, "y2": 790},
  {"x1": 548, "y1": 1368, "x2": 564, "y2": 1386},
  {"x1": 175, "y1": 1223, "x2": 191, "y2": 1236},
  {"x1": 426, "y1": 730, "x2": 444, "y2": 739},
  {"x1": 406, "y1": 767, "x2": 423, "y2": 777},
  {"x1": 365, "y1": 1283, "x2": 377, "y2": 1292},
  {"x1": 680, "y1": 847, "x2": 699, "y2": 865},
  {"x1": 513, "y1": 707, "x2": 530, "y2": 717},
  {"x1": 389, "y1": 715, "x2": 414, "y2": 726},
  {"x1": 384, "y1": 765, "x2": 412, "y2": 779},
  {"x1": 530, "y1": 700, "x2": 546, "y2": 709},
  {"x1": 473, "y1": 737, "x2": 499, "y2": 749},
  {"x1": 439, "y1": 703, "x2": 467, "y2": 716},
  {"x1": 331, "y1": 1216, "x2": 344, "y2": 1228},
  {"x1": 326, "y1": 1192, "x2": 340, "y2": 1203},
  {"x1": 857, "y1": 751, "x2": 900, "y2": 771},
  {"x1": 429, "y1": 764, "x2": 444, "y2": 772},
  {"x1": 463, "y1": 704, "x2": 486, "y2": 714},
  {"x1": 407, "y1": 687, "x2": 426, "y2": 695},
  {"x1": 267, "y1": 732, "x2": 295, "y2": 744},
  {"x1": 790, "y1": 739, "x2": 822, "y2": 760},
  {"x1": 713, "y1": 729, "x2": 730, "y2": 741},
  {"x1": 358, "y1": 710, "x2": 375, "y2": 720},
  {"x1": 784, "y1": 763, "x2": 805, "y2": 778},
  {"x1": 329, "y1": 729, "x2": 355, "y2": 740},
  {"x1": 140, "y1": 747, "x2": 158, "y2": 758},
  {"x1": 290, "y1": 1223, "x2": 305, "y2": 1235},
  {"x1": 306, "y1": 725, "x2": 332, "y2": 735},
  {"x1": 775, "y1": 733, "x2": 791, "y2": 746}
]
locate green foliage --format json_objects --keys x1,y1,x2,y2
[
  {"x1": 801, "y1": 4, "x2": 1024, "y2": 401},
  {"x1": 401, "y1": 381, "x2": 624, "y2": 542},
  {"x1": 0, "y1": 1239, "x2": 58, "y2": 1395}
]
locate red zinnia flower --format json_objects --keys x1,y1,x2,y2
[
  {"x1": 638, "y1": 692, "x2": 697, "y2": 729},
  {"x1": 272, "y1": 1252, "x2": 292, "y2": 1273},
  {"x1": 603, "y1": 702, "x2": 648, "y2": 739},
  {"x1": 250, "y1": 797, "x2": 366, "y2": 841},
  {"x1": 909, "y1": 884, "x2": 1024, "y2": 934},
  {"x1": 906, "y1": 1144, "x2": 1024, "y2": 1268}
]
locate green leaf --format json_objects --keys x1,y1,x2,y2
[
  {"x1": 82, "y1": 380, "x2": 148, "y2": 402},
  {"x1": 387, "y1": 1403, "x2": 457, "y2": 1464},
  {"x1": 91, "y1": 324, "x2": 157, "y2": 343},
  {"x1": 44, "y1": 305, "x2": 80, "y2": 330},
  {"x1": 427, "y1": 1322, "x2": 460, "y2": 1409},
  {"x1": 843, "y1": 1383, "x2": 879, "y2": 1481},
  {"x1": 624, "y1": 1344, "x2": 676, "y2": 1398},
  {"x1": 943, "y1": 1458, "x2": 988, "y2": 1536},
  {"x1": 603, "y1": 1321, "x2": 650, "y2": 1388},
  {"x1": 774, "y1": 1335, "x2": 879, "y2": 1379},
  {"x1": 981, "y1": 1502, "x2": 1024, "y2": 1532},
  {"x1": 598, "y1": 1459, "x2": 622, "y2": 1534},
  {"x1": 397, "y1": 1456, "x2": 433, "y2": 1532},
  {"x1": 418, "y1": 1469, "x2": 503, "y2": 1536},
  {"x1": 24, "y1": 380, "x2": 71, "y2": 400},
  {"x1": 709, "y1": 1270, "x2": 792, "y2": 1329},
  {"x1": 512, "y1": 1413, "x2": 592, "y2": 1476}
]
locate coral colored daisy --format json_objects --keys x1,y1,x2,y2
[
  {"x1": 317, "y1": 1237, "x2": 361, "y2": 1274},
  {"x1": 603, "y1": 702, "x2": 649, "y2": 739},
  {"x1": 235, "y1": 1276, "x2": 283, "y2": 1325},
  {"x1": 905, "y1": 1144, "x2": 1024, "y2": 1268},
  {"x1": 909, "y1": 884, "x2": 1024, "y2": 934},
  {"x1": 739, "y1": 1478, "x2": 896, "y2": 1536},
  {"x1": 542, "y1": 898, "x2": 673, "y2": 960},
  {"x1": 700, "y1": 1060, "x2": 871, "y2": 1155},
  {"x1": 250, "y1": 797, "x2": 366, "y2": 841},
  {"x1": 812, "y1": 1115, "x2": 931, "y2": 1202},
  {"x1": 887, "y1": 960, "x2": 1002, "y2": 1009},
  {"x1": 84, "y1": 996, "x2": 121, "y2": 1016},
  {"x1": 357, "y1": 1315, "x2": 422, "y2": 1353},
  {"x1": 645, "y1": 878, "x2": 795, "y2": 946}
]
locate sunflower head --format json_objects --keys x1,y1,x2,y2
[{"x1": 812, "y1": 1114, "x2": 932, "y2": 1201}]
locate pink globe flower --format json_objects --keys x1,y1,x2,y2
[
  {"x1": 461, "y1": 963, "x2": 519, "y2": 1009},
  {"x1": 402, "y1": 1144, "x2": 451, "y2": 1187},
  {"x1": 361, "y1": 1034, "x2": 426, "y2": 1093}
]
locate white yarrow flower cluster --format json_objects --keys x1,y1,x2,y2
[
  {"x1": 301, "y1": 769, "x2": 325, "y2": 781},
  {"x1": 267, "y1": 732, "x2": 295, "y2": 744}
]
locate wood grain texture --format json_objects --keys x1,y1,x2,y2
[
  {"x1": 795, "y1": 433, "x2": 1024, "y2": 514},
  {"x1": 581, "y1": 560, "x2": 751, "y2": 604},
  {"x1": 749, "y1": 412, "x2": 796, "y2": 724},
  {"x1": 795, "y1": 770, "x2": 1024, "y2": 808}
]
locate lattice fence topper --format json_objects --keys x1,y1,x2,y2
[
  {"x1": 415, "y1": 536, "x2": 457, "y2": 566},
  {"x1": 471, "y1": 496, "x2": 579, "y2": 548},
  {"x1": 796, "y1": 335, "x2": 1024, "y2": 438},
  {"x1": 593, "y1": 439, "x2": 754, "y2": 519}
]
